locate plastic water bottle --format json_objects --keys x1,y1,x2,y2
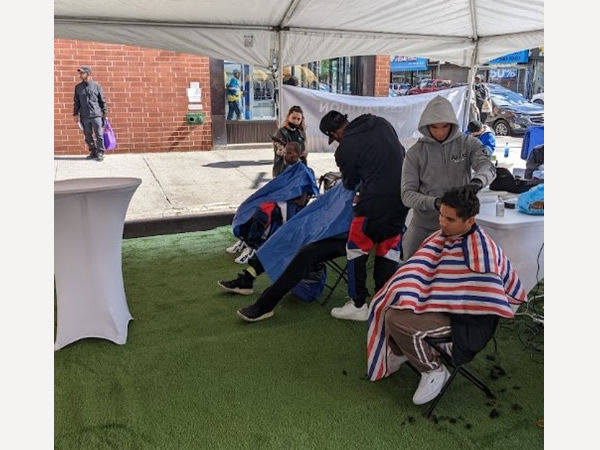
[
  {"x1": 496, "y1": 196, "x2": 505, "y2": 217},
  {"x1": 503, "y1": 142, "x2": 510, "y2": 158}
]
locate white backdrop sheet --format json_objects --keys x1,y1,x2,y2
[{"x1": 282, "y1": 85, "x2": 468, "y2": 153}]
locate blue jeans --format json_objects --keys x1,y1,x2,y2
[
  {"x1": 227, "y1": 101, "x2": 242, "y2": 120},
  {"x1": 82, "y1": 116, "x2": 105, "y2": 154}
]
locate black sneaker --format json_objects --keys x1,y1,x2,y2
[
  {"x1": 217, "y1": 272, "x2": 254, "y2": 295},
  {"x1": 85, "y1": 152, "x2": 97, "y2": 160},
  {"x1": 95, "y1": 152, "x2": 105, "y2": 161},
  {"x1": 237, "y1": 303, "x2": 274, "y2": 323}
]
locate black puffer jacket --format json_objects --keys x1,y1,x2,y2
[{"x1": 334, "y1": 114, "x2": 409, "y2": 230}]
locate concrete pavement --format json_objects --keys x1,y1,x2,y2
[{"x1": 54, "y1": 135, "x2": 525, "y2": 223}]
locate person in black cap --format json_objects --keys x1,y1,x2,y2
[
  {"x1": 73, "y1": 65, "x2": 108, "y2": 161},
  {"x1": 319, "y1": 110, "x2": 409, "y2": 321},
  {"x1": 466, "y1": 119, "x2": 496, "y2": 156}
]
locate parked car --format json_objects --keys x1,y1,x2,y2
[
  {"x1": 390, "y1": 82, "x2": 412, "y2": 95},
  {"x1": 485, "y1": 83, "x2": 544, "y2": 136},
  {"x1": 406, "y1": 79, "x2": 452, "y2": 95},
  {"x1": 531, "y1": 92, "x2": 544, "y2": 104},
  {"x1": 389, "y1": 88, "x2": 399, "y2": 97}
]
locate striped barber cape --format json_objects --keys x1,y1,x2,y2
[{"x1": 367, "y1": 224, "x2": 527, "y2": 381}]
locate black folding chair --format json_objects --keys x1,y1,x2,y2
[
  {"x1": 319, "y1": 260, "x2": 348, "y2": 305},
  {"x1": 416, "y1": 336, "x2": 496, "y2": 418}
]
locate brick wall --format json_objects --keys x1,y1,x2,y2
[
  {"x1": 374, "y1": 55, "x2": 391, "y2": 97},
  {"x1": 54, "y1": 39, "x2": 213, "y2": 154}
]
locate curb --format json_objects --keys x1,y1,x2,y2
[{"x1": 124, "y1": 212, "x2": 234, "y2": 239}]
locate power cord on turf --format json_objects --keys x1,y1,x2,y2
[
  {"x1": 513, "y1": 242, "x2": 544, "y2": 361},
  {"x1": 497, "y1": 242, "x2": 544, "y2": 361}
]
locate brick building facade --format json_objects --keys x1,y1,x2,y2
[
  {"x1": 54, "y1": 39, "x2": 390, "y2": 154},
  {"x1": 54, "y1": 39, "x2": 213, "y2": 155}
]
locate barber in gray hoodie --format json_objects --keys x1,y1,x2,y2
[{"x1": 401, "y1": 96, "x2": 496, "y2": 259}]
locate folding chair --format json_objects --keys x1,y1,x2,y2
[
  {"x1": 319, "y1": 260, "x2": 347, "y2": 305},
  {"x1": 414, "y1": 335, "x2": 496, "y2": 418}
]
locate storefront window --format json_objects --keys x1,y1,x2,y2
[
  {"x1": 283, "y1": 57, "x2": 355, "y2": 95},
  {"x1": 224, "y1": 61, "x2": 277, "y2": 121}
]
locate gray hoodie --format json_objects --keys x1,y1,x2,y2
[{"x1": 401, "y1": 96, "x2": 496, "y2": 229}]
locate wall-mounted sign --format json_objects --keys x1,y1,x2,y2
[
  {"x1": 485, "y1": 50, "x2": 529, "y2": 65},
  {"x1": 390, "y1": 56, "x2": 429, "y2": 72}
]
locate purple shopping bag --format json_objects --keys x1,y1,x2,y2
[{"x1": 103, "y1": 119, "x2": 117, "y2": 151}]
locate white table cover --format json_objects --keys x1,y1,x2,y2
[
  {"x1": 476, "y1": 201, "x2": 544, "y2": 294},
  {"x1": 54, "y1": 177, "x2": 141, "y2": 350}
]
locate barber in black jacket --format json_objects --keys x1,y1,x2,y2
[{"x1": 319, "y1": 111, "x2": 409, "y2": 321}]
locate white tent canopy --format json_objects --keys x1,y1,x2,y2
[{"x1": 55, "y1": 0, "x2": 544, "y2": 68}]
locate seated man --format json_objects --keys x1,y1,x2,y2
[
  {"x1": 218, "y1": 182, "x2": 355, "y2": 322},
  {"x1": 227, "y1": 142, "x2": 319, "y2": 264},
  {"x1": 366, "y1": 186, "x2": 527, "y2": 405},
  {"x1": 466, "y1": 120, "x2": 496, "y2": 156}
]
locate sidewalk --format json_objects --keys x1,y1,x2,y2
[
  {"x1": 54, "y1": 136, "x2": 524, "y2": 223},
  {"x1": 54, "y1": 147, "x2": 340, "y2": 222}
]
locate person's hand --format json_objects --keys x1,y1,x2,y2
[
  {"x1": 74, "y1": 116, "x2": 79, "y2": 124},
  {"x1": 466, "y1": 178, "x2": 484, "y2": 193},
  {"x1": 275, "y1": 142, "x2": 285, "y2": 156}
]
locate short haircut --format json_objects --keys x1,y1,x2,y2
[
  {"x1": 285, "y1": 141, "x2": 301, "y2": 154},
  {"x1": 440, "y1": 186, "x2": 480, "y2": 220}
]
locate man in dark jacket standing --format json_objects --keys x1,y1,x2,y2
[
  {"x1": 474, "y1": 75, "x2": 490, "y2": 123},
  {"x1": 73, "y1": 66, "x2": 108, "y2": 161},
  {"x1": 320, "y1": 111, "x2": 409, "y2": 321}
]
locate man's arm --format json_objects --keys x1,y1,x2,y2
[
  {"x1": 334, "y1": 144, "x2": 360, "y2": 190},
  {"x1": 467, "y1": 136, "x2": 496, "y2": 186},
  {"x1": 97, "y1": 84, "x2": 107, "y2": 116},
  {"x1": 401, "y1": 149, "x2": 438, "y2": 212},
  {"x1": 73, "y1": 86, "x2": 80, "y2": 118}
]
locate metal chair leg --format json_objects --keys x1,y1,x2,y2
[
  {"x1": 458, "y1": 367, "x2": 496, "y2": 399},
  {"x1": 424, "y1": 368, "x2": 459, "y2": 418}
]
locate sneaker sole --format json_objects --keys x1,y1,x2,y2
[
  {"x1": 330, "y1": 312, "x2": 368, "y2": 321},
  {"x1": 217, "y1": 281, "x2": 254, "y2": 296},
  {"x1": 236, "y1": 309, "x2": 274, "y2": 322}
]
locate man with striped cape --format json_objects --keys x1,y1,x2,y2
[{"x1": 366, "y1": 186, "x2": 527, "y2": 405}]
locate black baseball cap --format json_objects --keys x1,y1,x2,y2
[
  {"x1": 77, "y1": 65, "x2": 92, "y2": 74},
  {"x1": 319, "y1": 110, "x2": 348, "y2": 144}
]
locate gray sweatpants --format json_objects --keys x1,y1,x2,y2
[
  {"x1": 82, "y1": 116, "x2": 105, "y2": 153},
  {"x1": 402, "y1": 223, "x2": 439, "y2": 261}
]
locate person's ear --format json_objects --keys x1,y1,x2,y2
[{"x1": 466, "y1": 217, "x2": 476, "y2": 228}]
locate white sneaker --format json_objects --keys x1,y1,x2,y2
[
  {"x1": 388, "y1": 352, "x2": 409, "y2": 375},
  {"x1": 235, "y1": 247, "x2": 256, "y2": 264},
  {"x1": 226, "y1": 239, "x2": 245, "y2": 254},
  {"x1": 412, "y1": 365, "x2": 450, "y2": 405},
  {"x1": 330, "y1": 300, "x2": 368, "y2": 321}
]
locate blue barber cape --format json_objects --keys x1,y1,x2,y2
[
  {"x1": 257, "y1": 182, "x2": 354, "y2": 282},
  {"x1": 232, "y1": 162, "x2": 319, "y2": 238}
]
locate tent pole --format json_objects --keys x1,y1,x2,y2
[
  {"x1": 277, "y1": 30, "x2": 284, "y2": 125},
  {"x1": 464, "y1": 40, "x2": 479, "y2": 131}
]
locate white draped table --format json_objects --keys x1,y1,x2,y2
[
  {"x1": 476, "y1": 200, "x2": 544, "y2": 294},
  {"x1": 54, "y1": 177, "x2": 141, "y2": 350}
]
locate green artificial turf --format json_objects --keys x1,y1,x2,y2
[{"x1": 54, "y1": 227, "x2": 544, "y2": 449}]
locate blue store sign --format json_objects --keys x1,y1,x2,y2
[
  {"x1": 486, "y1": 50, "x2": 529, "y2": 65},
  {"x1": 390, "y1": 56, "x2": 429, "y2": 72}
]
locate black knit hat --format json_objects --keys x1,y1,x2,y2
[
  {"x1": 319, "y1": 110, "x2": 348, "y2": 144},
  {"x1": 468, "y1": 120, "x2": 483, "y2": 133}
]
